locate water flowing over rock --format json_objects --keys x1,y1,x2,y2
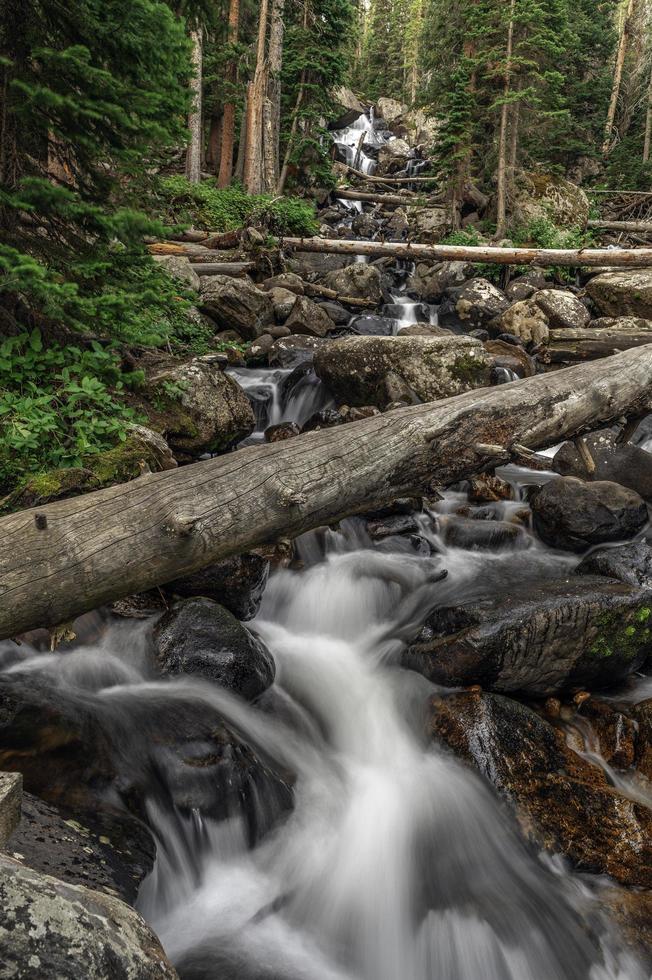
[
  {"x1": 428, "y1": 691, "x2": 652, "y2": 887},
  {"x1": 314, "y1": 334, "x2": 491, "y2": 409},
  {"x1": 531, "y1": 477, "x2": 648, "y2": 552},
  {"x1": 586, "y1": 271, "x2": 652, "y2": 320},
  {"x1": 0, "y1": 854, "x2": 178, "y2": 979},
  {"x1": 153, "y1": 598, "x2": 275, "y2": 701},
  {"x1": 403, "y1": 576, "x2": 652, "y2": 694},
  {"x1": 199, "y1": 275, "x2": 275, "y2": 339}
]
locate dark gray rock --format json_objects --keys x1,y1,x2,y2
[
  {"x1": 268, "y1": 335, "x2": 329, "y2": 369},
  {"x1": 153, "y1": 598, "x2": 275, "y2": 700},
  {"x1": 403, "y1": 576, "x2": 652, "y2": 695},
  {"x1": 316, "y1": 300, "x2": 350, "y2": 325},
  {"x1": 444, "y1": 518, "x2": 527, "y2": 551},
  {"x1": 349, "y1": 314, "x2": 397, "y2": 336},
  {"x1": 531, "y1": 477, "x2": 648, "y2": 553},
  {"x1": 553, "y1": 429, "x2": 652, "y2": 501},
  {"x1": 164, "y1": 554, "x2": 269, "y2": 621},
  {"x1": 285, "y1": 295, "x2": 336, "y2": 337},
  {"x1": 576, "y1": 540, "x2": 652, "y2": 588}
]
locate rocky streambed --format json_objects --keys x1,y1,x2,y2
[{"x1": 2, "y1": 101, "x2": 652, "y2": 979}]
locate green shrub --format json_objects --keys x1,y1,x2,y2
[
  {"x1": 510, "y1": 217, "x2": 595, "y2": 282},
  {"x1": 0, "y1": 331, "x2": 139, "y2": 494},
  {"x1": 156, "y1": 177, "x2": 318, "y2": 236}
]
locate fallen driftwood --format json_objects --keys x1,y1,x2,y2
[
  {"x1": 190, "y1": 261, "x2": 255, "y2": 276},
  {"x1": 1, "y1": 347, "x2": 652, "y2": 640},
  {"x1": 281, "y1": 236, "x2": 652, "y2": 268},
  {"x1": 588, "y1": 219, "x2": 652, "y2": 233},
  {"x1": 302, "y1": 281, "x2": 377, "y2": 307},
  {"x1": 342, "y1": 164, "x2": 438, "y2": 186},
  {"x1": 334, "y1": 189, "x2": 441, "y2": 207},
  {"x1": 547, "y1": 324, "x2": 652, "y2": 362}
]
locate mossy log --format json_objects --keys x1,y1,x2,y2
[{"x1": 1, "y1": 347, "x2": 652, "y2": 640}]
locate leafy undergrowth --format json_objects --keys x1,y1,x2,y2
[
  {"x1": 156, "y1": 176, "x2": 319, "y2": 236},
  {"x1": 0, "y1": 331, "x2": 140, "y2": 497}
]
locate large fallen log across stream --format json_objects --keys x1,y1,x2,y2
[
  {"x1": 1, "y1": 347, "x2": 652, "y2": 640},
  {"x1": 282, "y1": 236, "x2": 652, "y2": 267}
]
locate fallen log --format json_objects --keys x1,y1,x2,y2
[
  {"x1": 302, "y1": 281, "x2": 377, "y2": 307},
  {"x1": 547, "y1": 324, "x2": 652, "y2": 362},
  {"x1": 190, "y1": 261, "x2": 255, "y2": 276},
  {"x1": 342, "y1": 164, "x2": 438, "y2": 186},
  {"x1": 334, "y1": 189, "x2": 441, "y2": 207},
  {"x1": 588, "y1": 219, "x2": 652, "y2": 232},
  {"x1": 1, "y1": 347, "x2": 652, "y2": 640},
  {"x1": 281, "y1": 236, "x2": 652, "y2": 268}
]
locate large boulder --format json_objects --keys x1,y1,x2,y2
[
  {"x1": 402, "y1": 576, "x2": 652, "y2": 695},
  {"x1": 439, "y1": 279, "x2": 509, "y2": 331},
  {"x1": 284, "y1": 295, "x2": 337, "y2": 337},
  {"x1": 163, "y1": 553, "x2": 269, "y2": 621},
  {"x1": 408, "y1": 261, "x2": 473, "y2": 302},
  {"x1": 586, "y1": 271, "x2": 652, "y2": 319},
  {"x1": 152, "y1": 254, "x2": 200, "y2": 291},
  {"x1": 146, "y1": 357, "x2": 254, "y2": 457},
  {"x1": 395, "y1": 108, "x2": 440, "y2": 145},
  {"x1": 376, "y1": 139, "x2": 411, "y2": 176},
  {"x1": 321, "y1": 263, "x2": 382, "y2": 304},
  {"x1": 532, "y1": 289, "x2": 590, "y2": 330},
  {"x1": 314, "y1": 335, "x2": 491, "y2": 409},
  {"x1": 553, "y1": 429, "x2": 652, "y2": 501},
  {"x1": 489, "y1": 298, "x2": 549, "y2": 345},
  {"x1": 510, "y1": 172, "x2": 590, "y2": 228},
  {"x1": 407, "y1": 207, "x2": 452, "y2": 244},
  {"x1": 531, "y1": 477, "x2": 648, "y2": 552},
  {"x1": 153, "y1": 598, "x2": 275, "y2": 701},
  {"x1": 428, "y1": 691, "x2": 652, "y2": 886},
  {"x1": 0, "y1": 854, "x2": 178, "y2": 979},
  {"x1": 375, "y1": 97, "x2": 407, "y2": 124},
  {"x1": 577, "y1": 539, "x2": 652, "y2": 588},
  {"x1": 199, "y1": 275, "x2": 274, "y2": 340},
  {"x1": 268, "y1": 335, "x2": 329, "y2": 368}
]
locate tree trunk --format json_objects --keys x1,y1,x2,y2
[
  {"x1": 495, "y1": 0, "x2": 516, "y2": 239},
  {"x1": 185, "y1": 28, "x2": 203, "y2": 183},
  {"x1": 207, "y1": 114, "x2": 222, "y2": 173},
  {"x1": 281, "y1": 235, "x2": 652, "y2": 267},
  {"x1": 185, "y1": 28, "x2": 203, "y2": 184},
  {"x1": 2, "y1": 347, "x2": 652, "y2": 640},
  {"x1": 217, "y1": 0, "x2": 240, "y2": 187},
  {"x1": 278, "y1": 75, "x2": 306, "y2": 195},
  {"x1": 587, "y1": 218, "x2": 652, "y2": 231},
  {"x1": 603, "y1": 0, "x2": 635, "y2": 157},
  {"x1": 644, "y1": 57, "x2": 652, "y2": 162},
  {"x1": 547, "y1": 324, "x2": 652, "y2": 362},
  {"x1": 263, "y1": 0, "x2": 284, "y2": 193},
  {"x1": 243, "y1": 0, "x2": 269, "y2": 194}
]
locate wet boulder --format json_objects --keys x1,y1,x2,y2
[
  {"x1": 402, "y1": 576, "x2": 652, "y2": 695},
  {"x1": 314, "y1": 334, "x2": 491, "y2": 410},
  {"x1": 146, "y1": 357, "x2": 255, "y2": 457},
  {"x1": 153, "y1": 598, "x2": 275, "y2": 701},
  {"x1": 439, "y1": 279, "x2": 509, "y2": 331},
  {"x1": 428, "y1": 690, "x2": 652, "y2": 887},
  {"x1": 510, "y1": 172, "x2": 590, "y2": 228},
  {"x1": 532, "y1": 289, "x2": 590, "y2": 330},
  {"x1": 408, "y1": 261, "x2": 473, "y2": 302},
  {"x1": 531, "y1": 477, "x2": 648, "y2": 552},
  {"x1": 586, "y1": 270, "x2": 652, "y2": 319},
  {"x1": 164, "y1": 554, "x2": 270, "y2": 621},
  {"x1": 553, "y1": 429, "x2": 652, "y2": 501},
  {"x1": 267, "y1": 335, "x2": 329, "y2": 368},
  {"x1": 0, "y1": 854, "x2": 178, "y2": 979},
  {"x1": 349, "y1": 314, "x2": 397, "y2": 336},
  {"x1": 321, "y1": 263, "x2": 382, "y2": 304},
  {"x1": 199, "y1": 275, "x2": 275, "y2": 340},
  {"x1": 489, "y1": 297, "x2": 549, "y2": 346},
  {"x1": 484, "y1": 338, "x2": 536, "y2": 377},
  {"x1": 576, "y1": 539, "x2": 652, "y2": 588},
  {"x1": 316, "y1": 300, "x2": 349, "y2": 325},
  {"x1": 443, "y1": 518, "x2": 526, "y2": 551},
  {"x1": 285, "y1": 295, "x2": 337, "y2": 337}
]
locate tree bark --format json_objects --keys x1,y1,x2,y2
[
  {"x1": 185, "y1": 28, "x2": 203, "y2": 184},
  {"x1": 587, "y1": 218, "x2": 652, "y2": 231},
  {"x1": 243, "y1": 0, "x2": 269, "y2": 194},
  {"x1": 547, "y1": 324, "x2": 652, "y2": 362},
  {"x1": 217, "y1": 0, "x2": 240, "y2": 186},
  {"x1": 341, "y1": 163, "x2": 437, "y2": 185},
  {"x1": 333, "y1": 189, "x2": 442, "y2": 206},
  {"x1": 281, "y1": 235, "x2": 652, "y2": 267},
  {"x1": 2, "y1": 348, "x2": 652, "y2": 640},
  {"x1": 644, "y1": 57, "x2": 652, "y2": 162},
  {"x1": 603, "y1": 0, "x2": 635, "y2": 157},
  {"x1": 263, "y1": 0, "x2": 284, "y2": 193},
  {"x1": 495, "y1": 0, "x2": 516, "y2": 239}
]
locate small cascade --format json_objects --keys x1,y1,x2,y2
[
  {"x1": 330, "y1": 112, "x2": 380, "y2": 177},
  {"x1": 229, "y1": 366, "x2": 333, "y2": 443}
]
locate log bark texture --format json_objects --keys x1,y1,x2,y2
[
  {"x1": 1, "y1": 348, "x2": 652, "y2": 640},
  {"x1": 587, "y1": 219, "x2": 652, "y2": 233},
  {"x1": 547, "y1": 325, "x2": 652, "y2": 362},
  {"x1": 281, "y1": 236, "x2": 652, "y2": 268},
  {"x1": 334, "y1": 189, "x2": 442, "y2": 207}
]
